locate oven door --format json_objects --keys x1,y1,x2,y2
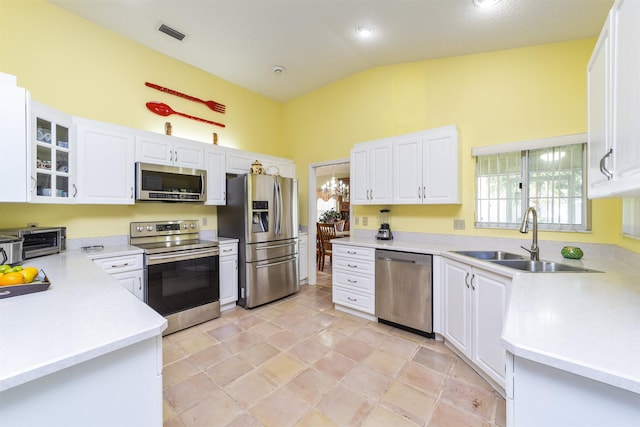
[{"x1": 145, "y1": 248, "x2": 219, "y2": 316}]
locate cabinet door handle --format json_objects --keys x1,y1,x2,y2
[
  {"x1": 423, "y1": 187, "x2": 426, "y2": 198},
  {"x1": 130, "y1": 187, "x2": 134, "y2": 199},
  {"x1": 347, "y1": 279, "x2": 358, "y2": 283},
  {"x1": 465, "y1": 272, "x2": 470, "y2": 288},
  {"x1": 347, "y1": 296, "x2": 358, "y2": 301},
  {"x1": 138, "y1": 277, "x2": 142, "y2": 291},
  {"x1": 72, "y1": 184, "x2": 78, "y2": 198},
  {"x1": 599, "y1": 148, "x2": 613, "y2": 180},
  {"x1": 347, "y1": 264, "x2": 358, "y2": 268},
  {"x1": 470, "y1": 274, "x2": 476, "y2": 290},
  {"x1": 169, "y1": 150, "x2": 173, "y2": 162}
]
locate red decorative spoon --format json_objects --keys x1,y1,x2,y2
[{"x1": 146, "y1": 102, "x2": 225, "y2": 128}]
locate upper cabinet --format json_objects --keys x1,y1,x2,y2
[
  {"x1": 588, "y1": 0, "x2": 640, "y2": 198},
  {"x1": 224, "y1": 148, "x2": 296, "y2": 178},
  {"x1": 0, "y1": 74, "x2": 29, "y2": 203},
  {"x1": 204, "y1": 145, "x2": 226, "y2": 205},
  {"x1": 30, "y1": 101, "x2": 75, "y2": 204},
  {"x1": 392, "y1": 125, "x2": 460, "y2": 204},
  {"x1": 135, "y1": 131, "x2": 204, "y2": 169},
  {"x1": 350, "y1": 139, "x2": 393, "y2": 205},
  {"x1": 75, "y1": 117, "x2": 135, "y2": 205}
]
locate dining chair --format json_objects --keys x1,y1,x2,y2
[{"x1": 317, "y1": 222, "x2": 336, "y2": 271}]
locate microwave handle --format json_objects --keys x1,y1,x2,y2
[{"x1": 201, "y1": 173, "x2": 205, "y2": 199}]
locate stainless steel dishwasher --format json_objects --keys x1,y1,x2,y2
[{"x1": 375, "y1": 249, "x2": 433, "y2": 337}]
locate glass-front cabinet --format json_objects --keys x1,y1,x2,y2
[{"x1": 31, "y1": 101, "x2": 74, "y2": 203}]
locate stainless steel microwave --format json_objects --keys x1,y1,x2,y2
[{"x1": 135, "y1": 162, "x2": 206, "y2": 202}]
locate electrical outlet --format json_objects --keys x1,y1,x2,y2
[
  {"x1": 202, "y1": 217, "x2": 208, "y2": 226},
  {"x1": 354, "y1": 216, "x2": 360, "y2": 225},
  {"x1": 27, "y1": 223, "x2": 39, "y2": 228},
  {"x1": 453, "y1": 219, "x2": 465, "y2": 230},
  {"x1": 362, "y1": 216, "x2": 368, "y2": 226}
]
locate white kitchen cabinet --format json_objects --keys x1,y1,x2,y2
[
  {"x1": 30, "y1": 101, "x2": 75, "y2": 203},
  {"x1": 219, "y1": 240, "x2": 238, "y2": 311},
  {"x1": 442, "y1": 257, "x2": 510, "y2": 391},
  {"x1": 0, "y1": 73, "x2": 29, "y2": 203},
  {"x1": 74, "y1": 117, "x2": 135, "y2": 204},
  {"x1": 332, "y1": 244, "x2": 376, "y2": 320},
  {"x1": 350, "y1": 139, "x2": 392, "y2": 205},
  {"x1": 224, "y1": 148, "x2": 296, "y2": 178},
  {"x1": 90, "y1": 252, "x2": 144, "y2": 300},
  {"x1": 298, "y1": 233, "x2": 308, "y2": 282},
  {"x1": 392, "y1": 125, "x2": 460, "y2": 204},
  {"x1": 135, "y1": 130, "x2": 204, "y2": 169},
  {"x1": 506, "y1": 354, "x2": 640, "y2": 427},
  {"x1": 204, "y1": 145, "x2": 226, "y2": 205},
  {"x1": 588, "y1": 0, "x2": 640, "y2": 198}
]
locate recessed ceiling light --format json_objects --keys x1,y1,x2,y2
[
  {"x1": 473, "y1": 0, "x2": 501, "y2": 8},
  {"x1": 272, "y1": 65, "x2": 286, "y2": 74},
  {"x1": 356, "y1": 25, "x2": 374, "y2": 38}
]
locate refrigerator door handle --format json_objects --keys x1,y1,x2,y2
[
  {"x1": 274, "y1": 179, "x2": 282, "y2": 235},
  {"x1": 255, "y1": 242, "x2": 296, "y2": 250},
  {"x1": 254, "y1": 257, "x2": 296, "y2": 269}
]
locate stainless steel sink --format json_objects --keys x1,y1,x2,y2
[
  {"x1": 490, "y1": 259, "x2": 601, "y2": 273},
  {"x1": 454, "y1": 250, "x2": 526, "y2": 260}
]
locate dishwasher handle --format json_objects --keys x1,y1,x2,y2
[{"x1": 377, "y1": 256, "x2": 416, "y2": 264}]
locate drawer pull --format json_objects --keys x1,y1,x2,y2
[
  {"x1": 347, "y1": 296, "x2": 358, "y2": 301},
  {"x1": 347, "y1": 279, "x2": 358, "y2": 283},
  {"x1": 347, "y1": 250, "x2": 357, "y2": 255},
  {"x1": 111, "y1": 263, "x2": 130, "y2": 268},
  {"x1": 347, "y1": 264, "x2": 358, "y2": 268},
  {"x1": 222, "y1": 248, "x2": 233, "y2": 253}
]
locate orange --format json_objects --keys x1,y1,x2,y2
[
  {"x1": 20, "y1": 267, "x2": 39, "y2": 283},
  {"x1": 0, "y1": 272, "x2": 26, "y2": 286}
]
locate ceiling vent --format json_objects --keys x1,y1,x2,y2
[{"x1": 158, "y1": 24, "x2": 186, "y2": 41}]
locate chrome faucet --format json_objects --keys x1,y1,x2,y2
[{"x1": 519, "y1": 207, "x2": 539, "y2": 261}]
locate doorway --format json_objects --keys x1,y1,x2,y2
[{"x1": 307, "y1": 158, "x2": 350, "y2": 285}]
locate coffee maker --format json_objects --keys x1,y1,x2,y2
[{"x1": 376, "y1": 209, "x2": 393, "y2": 240}]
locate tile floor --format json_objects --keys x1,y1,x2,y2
[{"x1": 162, "y1": 269, "x2": 506, "y2": 427}]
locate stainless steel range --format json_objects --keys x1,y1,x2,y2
[{"x1": 130, "y1": 220, "x2": 220, "y2": 335}]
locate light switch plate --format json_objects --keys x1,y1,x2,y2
[
  {"x1": 362, "y1": 216, "x2": 368, "y2": 226},
  {"x1": 453, "y1": 219, "x2": 465, "y2": 230}
]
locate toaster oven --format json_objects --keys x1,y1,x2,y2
[{"x1": 0, "y1": 227, "x2": 66, "y2": 260}]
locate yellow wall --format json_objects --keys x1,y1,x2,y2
[
  {"x1": 0, "y1": 0, "x2": 282, "y2": 237},
  {"x1": 1, "y1": 0, "x2": 638, "y2": 253},
  {"x1": 283, "y1": 40, "x2": 639, "y2": 253}
]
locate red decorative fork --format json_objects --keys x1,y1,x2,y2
[{"x1": 145, "y1": 82, "x2": 226, "y2": 114}]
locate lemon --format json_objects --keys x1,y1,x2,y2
[
  {"x1": 0, "y1": 272, "x2": 26, "y2": 286},
  {"x1": 20, "y1": 268, "x2": 38, "y2": 283}
]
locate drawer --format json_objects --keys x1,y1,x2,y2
[
  {"x1": 333, "y1": 244, "x2": 374, "y2": 261},
  {"x1": 333, "y1": 269, "x2": 374, "y2": 293},
  {"x1": 92, "y1": 254, "x2": 143, "y2": 274},
  {"x1": 333, "y1": 257, "x2": 374, "y2": 275},
  {"x1": 333, "y1": 286, "x2": 374, "y2": 314},
  {"x1": 219, "y1": 243, "x2": 238, "y2": 257}
]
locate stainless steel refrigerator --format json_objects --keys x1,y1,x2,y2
[{"x1": 218, "y1": 174, "x2": 299, "y2": 308}]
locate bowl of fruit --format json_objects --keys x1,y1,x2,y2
[{"x1": 0, "y1": 264, "x2": 50, "y2": 299}]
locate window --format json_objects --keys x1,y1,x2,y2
[{"x1": 475, "y1": 142, "x2": 589, "y2": 231}]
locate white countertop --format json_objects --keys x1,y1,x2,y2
[
  {"x1": 0, "y1": 246, "x2": 167, "y2": 392},
  {"x1": 332, "y1": 236, "x2": 640, "y2": 394}
]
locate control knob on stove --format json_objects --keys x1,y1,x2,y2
[
  {"x1": 146, "y1": 225, "x2": 153, "y2": 231},
  {"x1": 136, "y1": 225, "x2": 143, "y2": 232},
  {"x1": 190, "y1": 223, "x2": 196, "y2": 229},
  {"x1": 183, "y1": 224, "x2": 188, "y2": 229}
]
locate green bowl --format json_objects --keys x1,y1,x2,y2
[{"x1": 561, "y1": 246, "x2": 584, "y2": 259}]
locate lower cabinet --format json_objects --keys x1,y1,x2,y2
[
  {"x1": 442, "y1": 257, "x2": 510, "y2": 391},
  {"x1": 90, "y1": 252, "x2": 144, "y2": 300},
  {"x1": 506, "y1": 354, "x2": 640, "y2": 427},
  {"x1": 332, "y1": 244, "x2": 376, "y2": 320},
  {"x1": 298, "y1": 233, "x2": 308, "y2": 282},
  {"x1": 219, "y1": 240, "x2": 238, "y2": 311}
]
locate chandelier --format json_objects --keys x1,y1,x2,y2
[{"x1": 320, "y1": 167, "x2": 349, "y2": 202}]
